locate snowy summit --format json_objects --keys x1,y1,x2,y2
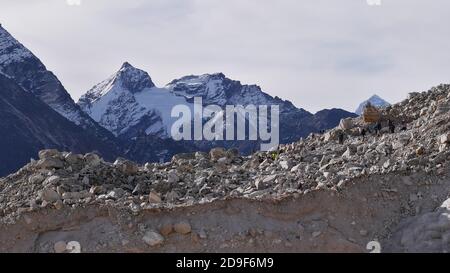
[
  {"x1": 355, "y1": 94, "x2": 391, "y2": 115},
  {"x1": 78, "y1": 62, "x2": 191, "y2": 138}
]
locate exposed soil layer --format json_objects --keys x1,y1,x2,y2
[{"x1": 2, "y1": 169, "x2": 449, "y2": 253}]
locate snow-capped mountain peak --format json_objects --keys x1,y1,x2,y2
[
  {"x1": 355, "y1": 94, "x2": 391, "y2": 115},
  {"x1": 78, "y1": 63, "x2": 190, "y2": 138},
  {"x1": 166, "y1": 73, "x2": 231, "y2": 105},
  {"x1": 80, "y1": 62, "x2": 155, "y2": 104},
  {"x1": 115, "y1": 62, "x2": 155, "y2": 92},
  {"x1": 165, "y1": 72, "x2": 298, "y2": 111}
]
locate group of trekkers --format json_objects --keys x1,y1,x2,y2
[
  {"x1": 333, "y1": 102, "x2": 406, "y2": 145},
  {"x1": 358, "y1": 119, "x2": 395, "y2": 140},
  {"x1": 334, "y1": 120, "x2": 396, "y2": 145},
  {"x1": 313, "y1": 103, "x2": 408, "y2": 145}
]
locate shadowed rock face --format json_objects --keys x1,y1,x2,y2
[
  {"x1": 0, "y1": 25, "x2": 121, "y2": 165},
  {"x1": 0, "y1": 74, "x2": 120, "y2": 176}
]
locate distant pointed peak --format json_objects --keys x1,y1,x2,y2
[
  {"x1": 367, "y1": 94, "x2": 390, "y2": 104},
  {"x1": 120, "y1": 61, "x2": 133, "y2": 69},
  {"x1": 117, "y1": 62, "x2": 144, "y2": 75},
  {"x1": 369, "y1": 94, "x2": 383, "y2": 100},
  {"x1": 110, "y1": 62, "x2": 155, "y2": 93},
  {"x1": 355, "y1": 94, "x2": 391, "y2": 115}
]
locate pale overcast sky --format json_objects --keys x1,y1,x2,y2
[{"x1": 1, "y1": 0, "x2": 449, "y2": 112}]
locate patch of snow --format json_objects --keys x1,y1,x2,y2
[
  {"x1": 166, "y1": 73, "x2": 228, "y2": 105},
  {"x1": 82, "y1": 80, "x2": 193, "y2": 137},
  {"x1": 134, "y1": 87, "x2": 194, "y2": 136}
]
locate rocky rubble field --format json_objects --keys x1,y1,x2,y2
[{"x1": 1, "y1": 84, "x2": 450, "y2": 253}]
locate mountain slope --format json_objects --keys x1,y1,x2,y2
[
  {"x1": 0, "y1": 74, "x2": 120, "y2": 176},
  {"x1": 355, "y1": 94, "x2": 391, "y2": 115},
  {"x1": 0, "y1": 25, "x2": 121, "y2": 158}
]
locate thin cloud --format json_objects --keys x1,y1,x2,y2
[{"x1": 66, "y1": 0, "x2": 81, "y2": 6}]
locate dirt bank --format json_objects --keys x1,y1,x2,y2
[{"x1": 2, "y1": 168, "x2": 449, "y2": 253}]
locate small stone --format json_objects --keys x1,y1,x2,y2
[
  {"x1": 291, "y1": 164, "x2": 302, "y2": 172},
  {"x1": 191, "y1": 232, "x2": 200, "y2": 243},
  {"x1": 84, "y1": 153, "x2": 102, "y2": 167},
  {"x1": 28, "y1": 173, "x2": 45, "y2": 184},
  {"x1": 142, "y1": 230, "x2": 164, "y2": 247},
  {"x1": 217, "y1": 157, "x2": 230, "y2": 165},
  {"x1": 171, "y1": 153, "x2": 195, "y2": 161},
  {"x1": 195, "y1": 152, "x2": 207, "y2": 160},
  {"x1": 62, "y1": 191, "x2": 91, "y2": 200},
  {"x1": 255, "y1": 179, "x2": 266, "y2": 190},
  {"x1": 263, "y1": 174, "x2": 277, "y2": 184},
  {"x1": 39, "y1": 149, "x2": 60, "y2": 160},
  {"x1": 416, "y1": 146, "x2": 425, "y2": 156},
  {"x1": 210, "y1": 148, "x2": 226, "y2": 161},
  {"x1": 174, "y1": 222, "x2": 192, "y2": 234},
  {"x1": 440, "y1": 134, "x2": 450, "y2": 144},
  {"x1": 36, "y1": 157, "x2": 64, "y2": 169},
  {"x1": 54, "y1": 241, "x2": 67, "y2": 253},
  {"x1": 64, "y1": 152, "x2": 81, "y2": 165},
  {"x1": 39, "y1": 188, "x2": 61, "y2": 203},
  {"x1": 160, "y1": 223, "x2": 174, "y2": 236},
  {"x1": 339, "y1": 118, "x2": 353, "y2": 130},
  {"x1": 342, "y1": 146, "x2": 356, "y2": 158},
  {"x1": 166, "y1": 191, "x2": 180, "y2": 202},
  {"x1": 144, "y1": 162, "x2": 152, "y2": 171},
  {"x1": 45, "y1": 175, "x2": 60, "y2": 186},
  {"x1": 30, "y1": 199, "x2": 38, "y2": 210},
  {"x1": 420, "y1": 107, "x2": 428, "y2": 116},
  {"x1": 132, "y1": 183, "x2": 143, "y2": 195},
  {"x1": 106, "y1": 188, "x2": 125, "y2": 200},
  {"x1": 226, "y1": 148, "x2": 240, "y2": 158},
  {"x1": 89, "y1": 186, "x2": 104, "y2": 195},
  {"x1": 56, "y1": 186, "x2": 66, "y2": 196},
  {"x1": 167, "y1": 170, "x2": 179, "y2": 183},
  {"x1": 54, "y1": 200, "x2": 64, "y2": 210},
  {"x1": 114, "y1": 158, "x2": 138, "y2": 175},
  {"x1": 82, "y1": 176, "x2": 90, "y2": 185},
  {"x1": 279, "y1": 161, "x2": 290, "y2": 170},
  {"x1": 149, "y1": 191, "x2": 162, "y2": 204}
]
